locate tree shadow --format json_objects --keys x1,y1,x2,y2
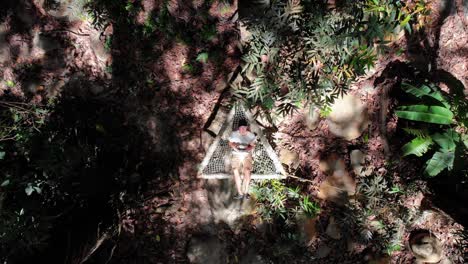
[{"x1": 1, "y1": 0, "x2": 241, "y2": 263}]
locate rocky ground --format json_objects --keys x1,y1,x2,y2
[{"x1": 1, "y1": 0, "x2": 467, "y2": 263}]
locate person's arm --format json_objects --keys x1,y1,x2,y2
[
  {"x1": 246, "y1": 134, "x2": 256, "y2": 151},
  {"x1": 246, "y1": 142, "x2": 255, "y2": 151},
  {"x1": 229, "y1": 141, "x2": 239, "y2": 151}
]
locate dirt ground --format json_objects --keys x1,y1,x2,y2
[{"x1": 1, "y1": 0, "x2": 467, "y2": 263}]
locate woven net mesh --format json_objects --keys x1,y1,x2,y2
[{"x1": 201, "y1": 105, "x2": 279, "y2": 176}]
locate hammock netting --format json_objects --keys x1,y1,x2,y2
[{"x1": 199, "y1": 104, "x2": 285, "y2": 179}]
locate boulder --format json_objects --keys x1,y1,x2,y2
[
  {"x1": 318, "y1": 155, "x2": 356, "y2": 204},
  {"x1": 38, "y1": 0, "x2": 88, "y2": 22},
  {"x1": 410, "y1": 231, "x2": 443, "y2": 264},
  {"x1": 327, "y1": 94, "x2": 369, "y2": 140},
  {"x1": 279, "y1": 149, "x2": 300, "y2": 170}
]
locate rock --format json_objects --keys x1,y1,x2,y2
[
  {"x1": 327, "y1": 94, "x2": 369, "y2": 140},
  {"x1": 39, "y1": 0, "x2": 88, "y2": 22},
  {"x1": 325, "y1": 217, "x2": 341, "y2": 239},
  {"x1": 318, "y1": 155, "x2": 356, "y2": 204},
  {"x1": 350, "y1": 149, "x2": 365, "y2": 176},
  {"x1": 315, "y1": 245, "x2": 331, "y2": 259},
  {"x1": 279, "y1": 149, "x2": 300, "y2": 169},
  {"x1": 187, "y1": 235, "x2": 226, "y2": 264},
  {"x1": 410, "y1": 231, "x2": 443, "y2": 264}
]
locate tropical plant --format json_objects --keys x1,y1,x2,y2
[
  {"x1": 396, "y1": 83, "x2": 467, "y2": 177},
  {"x1": 234, "y1": 0, "x2": 429, "y2": 122},
  {"x1": 251, "y1": 180, "x2": 320, "y2": 223}
]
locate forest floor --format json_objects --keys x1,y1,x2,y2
[{"x1": 1, "y1": 0, "x2": 467, "y2": 263}]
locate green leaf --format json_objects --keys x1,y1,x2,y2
[
  {"x1": 424, "y1": 151, "x2": 454, "y2": 177},
  {"x1": 432, "y1": 129, "x2": 459, "y2": 151},
  {"x1": 401, "y1": 83, "x2": 450, "y2": 107},
  {"x1": 196, "y1": 52, "x2": 209, "y2": 63},
  {"x1": 401, "y1": 136, "x2": 433, "y2": 157},
  {"x1": 263, "y1": 97, "x2": 274, "y2": 109},
  {"x1": 402, "y1": 128, "x2": 429, "y2": 138},
  {"x1": 396, "y1": 105, "x2": 453, "y2": 124},
  {"x1": 462, "y1": 134, "x2": 468, "y2": 149},
  {"x1": 25, "y1": 185, "x2": 34, "y2": 196},
  {"x1": 0, "y1": 151, "x2": 5, "y2": 160},
  {"x1": 5, "y1": 80, "x2": 15, "y2": 87},
  {"x1": 1, "y1": 179, "x2": 10, "y2": 187},
  {"x1": 388, "y1": 186, "x2": 403, "y2": 194},
  {"x1": 401, "y1": 83, "x2": 431, "y2": 98}
]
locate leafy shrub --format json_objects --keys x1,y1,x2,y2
[
  {"x1": 234, "y1": 0, "x2": 429, "y2": 121},
  {"x1": 333, "y1": 173, "x2": 421, "y2": 256},
  {"x1": 396, "y1": 83, "x2": 467, "y2": 177},
  {"x1": 251, "y1": 180, "x2": 320, "y2": 224}
]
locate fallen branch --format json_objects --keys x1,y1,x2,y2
[
  {"x1": 285, "y1": 173, "x2": 315, "y2": 183},
  {"x1": 48, "y1": 29, "x2": 90, "y2": 36}
]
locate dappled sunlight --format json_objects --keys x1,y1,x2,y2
[{"x1": 1, "y1": 0, "x2": 467, "y2": 263}]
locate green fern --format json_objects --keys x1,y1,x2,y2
[
  {"x1": 424, "y1": 150, "x2": 455, "y2": 177},
  {"x1": 397, "y1": 83, "x2": 465, "y2": 177},
  {"x1": 401, "y1": 136, "x2": 433, "y2": 157},
  {"x1": 402, "y1": 128, "x2": 429, "y2": 138}
]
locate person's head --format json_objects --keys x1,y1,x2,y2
[{"x1": 237, "y1": 119, "x2": 249, "y2": 135}]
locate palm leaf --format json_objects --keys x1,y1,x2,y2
[
  {"x1": 424, "y1": 150, "x2": 454, "y2": 177},
  {"x1": 396, "y1": 105, "x2": 453, "y2": 125},
  {"x1": 401, "y1": 136, "x2": 433, "y2": 157},
  {"x1": 401, "y1": 83, "x2": 449, "y2": 107},
  {"x1": 432, "y1": 129, "x2": 460, "y2": 151},
  {"x1": 401, "y1": 83, "x2": 431, "y2": 98}
]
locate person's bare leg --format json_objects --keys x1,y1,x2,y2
[
  {"x1": 242, "y1": 156, "x2": 252, "y2": 195},
  {"x1": 233, "y1": 168, "x2": 243, "y2": 196},
  {"x1": 242, "y1": 168, "x2": 251, "y2": 195}
]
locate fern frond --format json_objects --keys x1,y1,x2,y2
[
  {"x1": 402, "y1": 128, "x2": 429, "y2": 138},
  {"x1": 401, "y1": 136, "x2": 433, "y2": 157}
]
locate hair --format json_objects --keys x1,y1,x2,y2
[{"x1": 238, "y1": 119, "x2": 248, "y2": 128}]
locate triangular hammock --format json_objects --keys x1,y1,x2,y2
[{"x1": 198, "y1": 104, "x2": 286, "y2": 179}]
